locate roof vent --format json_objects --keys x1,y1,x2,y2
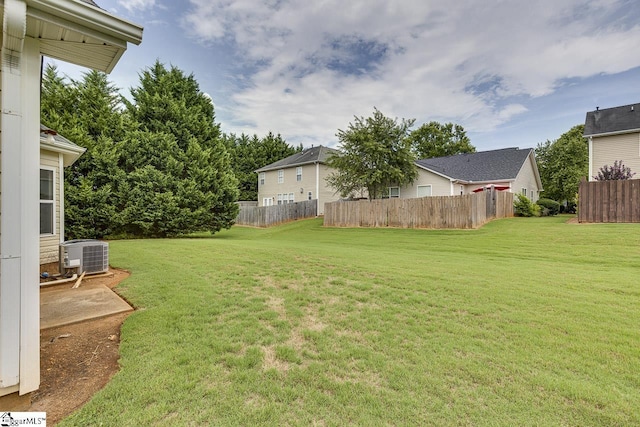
[
  {"x1": 632, "y1": 106, "x2": 635, "y2": 112},
  {"x1": 596, "y1": 106, "x2": 599, "y2": 111}
]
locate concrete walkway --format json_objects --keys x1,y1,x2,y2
[{"x1": 40, "y1": 285, "x2": 133, "y2": 330}]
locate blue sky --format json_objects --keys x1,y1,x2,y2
[{"x1": 49, "y1": 0, "x2": 640, "y2": 151}]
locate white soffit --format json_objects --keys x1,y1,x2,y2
[{"x1": 22, "y1": 0, "x2": 143, "y2": 73}]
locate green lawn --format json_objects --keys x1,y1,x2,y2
[{"x1": 60, "y1": 217, "x2": 640, "y2": 426}]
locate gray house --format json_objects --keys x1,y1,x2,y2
[
  {"x1": 584, "y1": 103, "x2": 640, "y2": 180},
  {"x1": 397, "y1": 148, "x2": 543, "y2": 201}
]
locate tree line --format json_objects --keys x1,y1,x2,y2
[
  {"x1": 44, "y1": 58, "x2": 604, "y2": 239},
  {"x1": 42, "y1": 61, "x2": 300, "y2": 239}
]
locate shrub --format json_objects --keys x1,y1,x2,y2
[
  {"x1": 594, "y1": 160, "x2": 636, "y2": 181},
  {"x1": 536, "y1": 198, "x2": 561, "y2": 216},
  {"x1": 514, "y1": 193, "x2": 540, "y2": 217}
]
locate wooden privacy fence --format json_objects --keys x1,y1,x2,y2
[
  {"x1": 235, "y1": 199, "x2": 317, "y2": 227},
  {"x1": 578, "y1": 178, "x2": 640, "y2": 223},
  {"x1": 324, "y1": 190, "x2": 514, "y2": 229}
]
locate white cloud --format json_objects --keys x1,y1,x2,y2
[
  {"x1": 182, "y1": 0, "x2": 640, "y2": 146},
  {"x1": 117, "y1": 0, "x2": 157, "y2": 13}
]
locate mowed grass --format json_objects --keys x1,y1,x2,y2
[{"x1": 60, "y1": 217, "x2": 640, "y2": 426}]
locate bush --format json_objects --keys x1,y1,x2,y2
[
  {"x1": 536, "y1": 198, "x2": 561, "y2": 216},
  {"x1": 514, "y1": 194, "x2": 540, "y2": 217}
]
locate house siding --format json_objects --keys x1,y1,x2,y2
[
  {"x1": 591, "y1": 133, "x2": 640, "y2": 181},
  {"x1": 40, "y1": 149, "x2": 62, "y2": 264},
  {"x1": 512, "y1": 154, "x2": 540, "y2": 201},
  {"x1": 399, "y1": 168, "x2": 453, "y2": 198},
  {"x1": 257, "y1": 162, "x2": 339, "y2": 215}
]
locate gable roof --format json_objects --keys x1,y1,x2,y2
[
  {"x1": 415, "y1": 147, "x2": 534, "y2": 183},
  {"x1": 40, "y1": 124, "x2": 86, "y2": 167},
  {"x1": 256, "y1": 145, "x2": 338, "y2": 172},
  {"x1": 583, "y1": 103, "x2": 640, "y2": 137}
]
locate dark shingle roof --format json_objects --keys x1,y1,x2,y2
[
  {"x1": 415, "y1": 148, "x2": 533, "y2": 182},
  {"x1": 583, "y1": 103, "x2": 640, "y2": 137},
  {"x1": 256, "y1": 145, "x2": 339, "y2": 172}
]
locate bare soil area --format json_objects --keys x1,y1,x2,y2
[{"x1": 30, "y1": 269, "x2": 131, "y2": 425}]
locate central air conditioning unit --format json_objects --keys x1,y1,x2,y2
[{"x1": 59, "y1": 239, "x2": 109, "y2": 274}]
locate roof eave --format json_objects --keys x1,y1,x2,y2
[
  {"x1": 414, "y1": 162, "x2": 455, "y2": 181},
  {"x1": 256, "y1": 159, "x2": 322, "y2": 173},
  {"x1": 583, "y1": 128, "x2": 640, "y2": 138},
  {"x1": 40, "y1": 138, "x2": 86, "y2": 167},
  {"x1": 27, "y1": 0, "x2": 143, "y2": 45}
]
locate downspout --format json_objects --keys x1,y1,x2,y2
[
  {"x1": 315, "y1": 161, "x2": 320, "y2": 214},
  {"x1": 587, "y1": 136, "x2": 593, "y2": 181},
  {"x1": 0, "y1": 0, "x2": 27, "y2": 392},
  {"x1": 59, "y1": 153, "x2": 65, "y2": 243}
]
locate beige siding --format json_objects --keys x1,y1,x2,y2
[
  {"x1": 40, "y1": 150, "x2": 61, "y2": 264},
  {"x1": 398, "y1": 168, "x2": 453, "y2": 198},
  {"x1": 318, "y1": 164, "x2": 340, "y2": 214},
  {"x1": 591, "y1": 133, "x2": 640, "y2": 180},
  {"x1": 512, "y1": 153, "x2": 541, "y2": 201},
  {"x1": 257, "y1": 163, "x2": 340, "y2": 215}
]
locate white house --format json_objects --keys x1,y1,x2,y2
[{"x1": 0, "y1": 0, "x2": 142, "y2": 402}]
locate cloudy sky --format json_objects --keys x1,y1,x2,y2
[{"x1": 50, "y1": 0, "x2": 640, "y2": 151}]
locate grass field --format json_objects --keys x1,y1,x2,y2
[{"x1": 60, "y1": 216, "x2": 640, "y2": 426}]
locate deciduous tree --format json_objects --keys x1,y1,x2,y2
[
  {"x1": 327, "y1": 108, "x2": 417, "y2": 200},
  {"x1": 409, "y1": 121, "x2": 475, "y2": 159},
  {"x1": 535, "y1": 124, "x2": 588, "y2": 205}
]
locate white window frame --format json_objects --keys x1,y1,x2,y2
[
  {"x1": 296, "y1": 167, "x2": 302, "y2": 182},
  {"x1": 40, "y1": 167, "x2": 56, "y2": 236},
  {"x1": 263, "y1": 197, "x2": 272, "y2": 206},
  {"x1": 277, "y1": 193, "x2": 283, "y2": 205},
  {"x1": 308, "y1": 191, "x2": 312, "y2": 201},
  {"x1": 278, "y1": 169, "x2": 284, "y2": 184},
  {"x1": 389, "y1": 187, "x2": 400, "y2": 198},
  {"x1": 417, "y1": 185, "x2": 432, "y2": 198},
  {"x1": 289, "y1": 193, "x2": 295, "y2": 203},
  {"x1": 259, "y1": 172, "x2": 265, "y2": 186},
  {"x1": 521, "y1": 188, "x2": 527, "y2": 196}
]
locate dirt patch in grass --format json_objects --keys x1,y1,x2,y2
[{"x1": 29, "y1": 268, "x2": 130, "y2": 425}]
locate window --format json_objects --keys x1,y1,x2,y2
[
  {"x1": 296, "y1": 167, "x2": 302, "y2": 182},
  {"x1": 521, "y1": 188, "x2": 527, "y2": 196},
  {"x1": 40, "y1": 168, "x2": 55, "y2": 235},
  {"x1": 263, "y1": 197, "x2": 272, "y2": 206},
  {"x1": 417, "y1": 185, "x2": 432, "y2": 198},
  {"x1": 259, "y1": 172, "x2": 265, "y2": 186},
  {"x1": 278, "y1": 169, "x2": 284, "y2": 184},
  {"x1": 277, "y1": 193, "x2": 283, "y2": 205},
  {"x1": 289, "y1": 193, "x2": 295, "y2": 203},
  {"x1": 308, "y1": 191, "x2": 312, "y2": 200},
  {"x1": 389, "y1": 187, "x2": 400, "y2": 198},
  {"x1": 530, "y1": 189, "x2": 535, "y2": 201}
]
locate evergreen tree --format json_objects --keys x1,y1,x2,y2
[
  {"x1": 123, "y1": 61, "x2": 238, "y2": 236},
  {"x1": 41, "y1": 65, "x2": 124, "y2": 239},
  {"x1": 225, "y1": 132, "x2": 302, "y2": 201}
]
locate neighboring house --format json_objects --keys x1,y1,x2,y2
[
  {"x1": 256, "y1": 145, "x2": 340, "y2": 215},
  {"x1": 583, "y1": 103, "x2": 640, "y2": 180},
  {"x1": 39, "y1": 125, "x2": 86, "y2": 265},
  {"x1": 395, "y1": 148, "x2": 542, "y2": 201},
  {"x1": 0, "y1": 0, "x2": 142, "y2": 400}
]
